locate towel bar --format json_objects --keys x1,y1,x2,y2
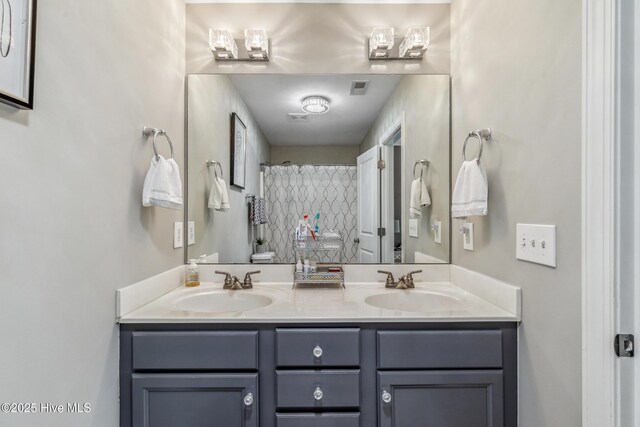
[
  {"x1": 413, "y1": 159, "x2": 430, "y2": 179},
  {"x1": 143, "y1": 127, "x2": 174, "y2": 160},
  {"x1": 206, "y1": 160, "x2": 223, "y2": 178},
  {"x1": 463, "y1": 128, "x2": 492, "y2": 162}
]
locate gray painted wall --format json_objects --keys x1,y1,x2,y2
[
  {"x1": 0, "y1": 1, "x2": 185, "y2": 425},
  {"x1": 450, "y1": 0, "x2": 583, "y2": 425},
  {"x1": 187, "y1": 75, "x2": 271, "y2": 263},
  {"x1": 186, "y1": 3, "x2": 450, "y2": 75},
  {"x1": 360, "y1": 75, "x2": 451, "y2": 263}
]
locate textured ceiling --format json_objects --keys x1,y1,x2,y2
[{"x1": 229, "y1": 74, "x2": 402, "y2": 146}]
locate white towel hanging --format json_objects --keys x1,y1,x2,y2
[
  {"x1": 208, "y1": 176, "x2": 230, "y2": 210},
  {"x1": 452, "y1": 159, "x2": 488, "y2": 218},
  {"x1": 142, "y1": 155, "x2": 183, "y2": 210}
]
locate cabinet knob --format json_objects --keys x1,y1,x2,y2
[
  {"x1": 381, "y1": 390, "x2": 392, "y2": 404},
  {"x1": 313, "y1": 345, "x2": 323, "y2": 358},
  {"x1": 313, "y1": 386, "x2": 324, "y2": 401},
  {"x1": 243, "y1": 392, "x2": 254, "y2": 406}
]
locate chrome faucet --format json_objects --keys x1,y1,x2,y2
[
  {"x1": 377, "y1": 270, "x2": 422, "y2": 289},
  {"x1": 215, "y1": 270, "x2": 261, "y2": 290}
]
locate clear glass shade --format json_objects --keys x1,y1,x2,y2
[
  {"x1": 244, "y1": 29, "x2": 269, "y2": 59},
  {"x1": 400, "y1": 27, "x2": 430, "y2": 58},
  {"x1": 369, "y1": 27, "x2": 394, "y2": 57},
  {"x1": 209, "y1": 29, "x2": 238, "y2": 59}
]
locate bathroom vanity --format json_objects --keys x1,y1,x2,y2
[{"x1": 118, "y1": 279, "x2": 519, "y2": 427}]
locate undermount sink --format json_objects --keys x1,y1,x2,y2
[
  {"x1": 174, "y1": 290, "x2": 273, "y2": 313},
  {"x1": 364, "y1": 290, "x2": 464, "y2": 313}
]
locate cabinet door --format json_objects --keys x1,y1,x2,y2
[
  {"x1": 378, "y1": 371, "x2": 503, "y2": 427},
  {"x1": 132, "y1": 373, "x2": 258, "y2": 427}
]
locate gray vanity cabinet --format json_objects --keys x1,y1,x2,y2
[
  {"x1": 120, "y1": 323, "x2": 517, "y2": 427},
  {"x1": 378, "y1": 371, "x2": 504, "y2": 427},
  {"x1": 131, "y1": 373, "x2": 258, "y2": 427}
]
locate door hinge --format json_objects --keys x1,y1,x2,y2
[
  {"x1": 615, "y1": 334, "x2": 634, "y2": 357},
  {"x1": 377, "y1": 160, "x2": 386, "y2": 170},
  {"x1": 377, "y1": 227, "x2": 386, "y2": 237}
]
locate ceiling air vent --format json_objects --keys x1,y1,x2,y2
[
  {"x1": 288, "y1": 113, "x2": 309, "y2": 122},
  {"x1": 350, "y1": 80, "x2": 370, "y2": 95}
]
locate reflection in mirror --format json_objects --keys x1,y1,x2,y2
[{"x1": 187, "y1": 74, "x2": 450, "y2": 264}]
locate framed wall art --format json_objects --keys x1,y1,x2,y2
[
  {"x1": 0, "y1": 0, "x2": 37, "y2": 109},
  {"x1": 230, "y1": 112, "x2": 246, "y2": 189}
]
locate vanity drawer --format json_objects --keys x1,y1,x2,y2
[
  {"x1": 276, "y1": 370, "x2": 360, "y2": 409},
  {"x1": 276, "y1": 328, "x2": 360, "y2": 367},
  {"x1": 132, "y1": 331, "x2": 258, "y2": 371},
  {"x1": 377, "y1": 330, "x2": 503, "y2": 369},
  {"x1": 276, "y1": 413, "x2": 360, "y2": 427}
]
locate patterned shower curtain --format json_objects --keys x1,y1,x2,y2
[{"x1": 263, "y1": 165, "x2": 358, "y2": 263}]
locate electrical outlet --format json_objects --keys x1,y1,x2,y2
[
  {"x1": 187, "y1": 221, "x2": 195, "y2": 246},
  {"x1": 409, "y1": 219, "x2": 419, "y2": 238},
  {"x1": 173, "y1": 222, "x2": 183, "y2": 249},
  {"x1": 463, "y1": 222, "x2": 474, "y2": 251},
  {"x1": 516, "y1": 223, "x2": 557, "y2": 267},
  {"x1": 433, "y1": 220, "x2": 442, "y2": 244}
]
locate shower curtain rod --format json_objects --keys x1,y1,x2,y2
[{"x1": 260, "y1": 163, "x2": 356, "y2": 167}]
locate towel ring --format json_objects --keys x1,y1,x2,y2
[
  {"x1": 413, "y1": 160, "x2": 430, "y2": 179},
  {"x1": 143, "y1": 127, "x2": 174, "y2": 160},
  {"x1": 462, "y1": 129, "x2": 491, "y2": 162},
  {"x1": 206, "y1": 160, "x2": 223, "y2": 179}
]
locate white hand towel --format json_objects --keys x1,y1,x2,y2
[
  {"x1": 142, "y1": 155, "x2": 183, "y2": 210},
  {"x1": 409, "y1": 178, "x2": 431, "y2": 219},
  {"x1": 208, "y1": 176, "x2": 230, "y2": 210},
  {"x1": 452, "y1": 160, "x2": 488, "y2": 218}
]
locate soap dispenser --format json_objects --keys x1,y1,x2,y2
[{"x1": 186, "y1": 259, "x2": 200, "y2": 287}]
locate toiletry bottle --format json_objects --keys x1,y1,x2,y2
[
  {"x1": 303, "y1": 259, "x2": 310, "y2": 273},
  {"x1": 297, "y1": 215, "x2": 308, "y2": 241},
  {"x1": 296, "y1": 258, "x2": 303, "y2": 273},
  {"x1": 186, "y1": 259, "x2": 200, "y2": 287}
]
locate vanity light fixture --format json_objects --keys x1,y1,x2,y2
[
  {"x1": 368, "y1": 26, "x2": 431, "y2": 60},
  {"x1": 399, "y1": 27, "x2": 430, "y2": 59},
  {"x1": 301, "y1": 96, "x2": 330, "y2": 114},
  {"x1": 209, "y1": 29, "x2": 270, "y2": 61},
  {"x1": 369, "y1": 27, "x2": 395, "y2": 58},
  {"x1": 209, "y1": 29, "x2": 238, "y2": 60},
  {"x1": 244, "y1": 29, "x2": 269, "y2": 60}
]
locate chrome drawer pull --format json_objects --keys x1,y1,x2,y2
[
  {"x1": 313, "y1": 345, "x2": 323, "y2": 358},
  {"x1": 313, "y1": 386, "x2": 324, "y2": 401},
  {"x1": 381, "y1": 390, "x2": 392, "y2": 404},
  {"x1": 243, "y1": 392, "x2": 254, "y2": 406}
]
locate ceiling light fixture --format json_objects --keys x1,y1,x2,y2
[
  {"x1": 209, "y1": 29, "x2": 270, "y2": 61},
  {"x1": 368, "y1": 26, "x2": 430, "y2": 60},
  {"x1": 301, "y1": 96, "x2": 330, "y2": 114}
]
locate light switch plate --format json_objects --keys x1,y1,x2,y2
[
  {"x1": 433, "y1": 220, "x2": 442, "y2": 244},
  {"x1": 173, "y1": 222, "x2": 183, "y2": 249},
  {"x1": 463, "y1": 222, "x2": 474, "y2": 251},
  {"x1": 516, "y1": 223, "x2": 557, "y2": 267},
  {"x1": 187, "y1": 221, "x2": 195, "y2": 246},
  {"x1": 409, "y1": 219, "x2": 419, "y2": 238}
]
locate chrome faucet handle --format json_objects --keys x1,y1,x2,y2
[
  {"x1": 243, "y1": 270, "x2": 261, "y2": 289},
  {"x1": 378, "y1": 270, "x2": 396, "y2": 288},
  {"x1": 405, "y1": 270, "x2": 423, "y2": 288},
  {"x1": 215, "y1": 271, "x2": 234, "y2": 289}
]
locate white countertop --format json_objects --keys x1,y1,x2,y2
[{"x1": 118, "y1": 281, "x2": 519, "y2": 323}]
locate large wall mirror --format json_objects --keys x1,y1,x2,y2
[{"x1": 186, "y1": 74, "x2": 450, "y2": 264}]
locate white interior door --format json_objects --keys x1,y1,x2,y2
[
  {"x1": 616, "y1": 1, "x2": 639, "y2": 424},
  {"x1": 356, "y1": 146, "x2": 380, "y2": 263}
]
